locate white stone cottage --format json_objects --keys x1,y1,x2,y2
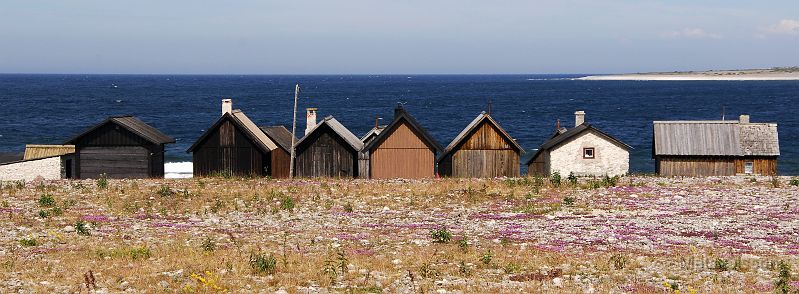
[
  {"x1": 526, "y1": 111, "x2": 630, "y2": 177},
  {"x1": 0, "y1": 145, "x2": 75, "y2": 181}
]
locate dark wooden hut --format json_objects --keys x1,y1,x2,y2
[
  {"x1": 188, "y1": 109, "x2": 294, "y2": 178},
  {"x1": 65, "y1": 116, "x2": 175, "y2": 179},
  {"x1": 653, "y1": 115, "x2": 779, "y2": 176},
  {"x1": 361, "y1": 105, "x2": 442, "y2": 179},
  {"x1": 437, "y1": 112, "x2": 523, "y2": 178},
  {"x1": 294, "y1": 116, "x2": 363, "y2": 178}
]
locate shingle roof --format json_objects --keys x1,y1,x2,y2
[
  {"x1": 653, "y1": 120, "x2": 779, "y2": 156},
  {"x1": 66, "y1": 116, "x2": 175, "y2": 145},
  {"x1": 24, "y1": 145, "x2": 75, "y2": 160},
  {"x1": 439, "y1": 112, "x2": 523, "y2": 160},
  {"x1": 187, "y1": 110, "x2": 278, "y2": 153},
  {"x1": 361, "y1": 126, "x2": 386, "y2": 143},
  {"x1": 259, "y1": 125, "x2": 296, "y2": 152},
  {"x1": 362, "y1": 106, "x2": 442, "y2": 153},
  {"x1": 524, "y1": 123, "x2": 631, "y2": 165},
  {"x1": 296, "y1": 116, "x2": 363, "y2": 151}
]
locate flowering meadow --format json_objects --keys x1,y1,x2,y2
[{"x1": 1, "y1": 175, "x2": 798, "y2": 293}]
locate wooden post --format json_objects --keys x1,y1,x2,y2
[{"x1": 289, "y1": 84, "x2": 300, "y2": 178}]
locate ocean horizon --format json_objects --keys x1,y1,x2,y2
[{"x1": 2, "y1": 74, "x2": 797, "y2": 175}]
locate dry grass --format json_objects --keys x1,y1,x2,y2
[{"x1": 0, "y1": 176, "x2": 797, "y2": 293}]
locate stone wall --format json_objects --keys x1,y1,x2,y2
[
  {"x1": 0, "y1": 157, "x2": 63, "y2": 181},
  {"x1": 549, "y1": 131, "x2": 629, "y2": 176}
]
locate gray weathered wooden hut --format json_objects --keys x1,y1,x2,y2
[
  {"x1": 653, "y1": 115, "x2": 779, "y2": 176},
  {"x1": 188, "y1": 100, "x2": 294, "y2": 178},
  {"x1": 437, "y1": 112, "x2": 523, "y2": 178},
  {"x1": 65, "y1": 116, "x2": 175, "y2": 179},
  {"x1": 295, "y1": 116, "x2": 363, "y2": 178}
]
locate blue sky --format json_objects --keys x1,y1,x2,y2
[{"x1": 1, "y1": 1, "x2": 798, "y2": 74}]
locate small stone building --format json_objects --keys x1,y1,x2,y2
[
  {"x1": 0, "y1": 145, "x2": 76, "y2": 181},
  {"x1": 653, "y1": 115, "x2": 779, "y2": 176},
  {"x1": 526, "y1": 111, "x2": 630, "y2": 177},
  {"x1": 437, "y1": 111, "x2": 523, "y2": 178}
]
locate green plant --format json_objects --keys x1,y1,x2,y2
[
  {"x1": 550, "y1": 172, "x2": 561, "y2": 187},
  {"x1": 128, "y1": 247, "x2": 151, "y2": 260},
  {"x1": 156, "y1": 185, "x2": 173, "y2": 197},
  {"x1": 567, "y1": 172, "x2": 578, "y2": 187},
  {"x1": 249, "y1": 252, "x2": 277, "y2": 275},
  {"x1": 458, "y1": 236, "x2": 469, "y2": 252},
  {"x1": 430, "y1": 227, "x2": 452, "y2": 244},
  {"x1": 775, "y1": 261, "x2": 792, "y2": 294},
  {"x1": 601, "y1": 175, "x2": 619, "y2": 187},
  {"x1": 211, "y1": 199, "x2": 225, "y2": 213},
  {"x1": 790, "y1": 178, "x2": 799, "y2": 186},
  {"x1": 37, "y1": 210, "x2": 50, "y2": 218},
  {"x1": 75, "y1": 220, "x2": 90, "y2": 236},
  {"x1": 38, "y1": 194, "x2": 56, "y2": 207},
  {"x1": 771, "y1": 177, "x2": 782, "y2": 188},
  {"x1": 19, "y1": 238, "x2": 38, "y2": 247},
  {"x1": 714, "y1": 258, "x2": 729, "y2": 271},
  {"x1": 562, "y1": 196, "x2": 575, "y2": 206},
  {"x1": 50, "y1": 206, "x2": 63, "y2": 216},
  {"x1": 419, "y1": 263, "x2": 438, "y2": 278},
  {"x1": 480, "y1": 250, "x2": 492, "y2": 265},
  {"x1": 503, "y1": 262, "x2": 521, "y2": 274},
  {"x1": 96, "y1": 174, "x2": 108, "y2": 189},
  {"x1": 458, "y1": 261, "x2": 472, "y2": 276},
  {"x1": 201, "y1": 237, "x2": 216, "y2": 252},
  {"x1": 280, "y1": 196, "x2": 295, "y2": 211},
  {"x1": 343, "y1": 202, "x2": 353, "y2": 213},
  {"x1": 610, "y1": 254, "x2": 627, "y2": 270}
]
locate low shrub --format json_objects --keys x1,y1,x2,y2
[
  {"x1": 249, "y1": 252, "x2": 277, "y2": 274},
  {"x1": 430, "y1": 227, "x2": 452, "y2": 244}
]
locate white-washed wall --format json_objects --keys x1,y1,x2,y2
[
  {"x1": 549, "y1": 131, "x2": 629, "y2": 176},
  {"x1": 0, "y1": 157, "x2": 63, "y2": 181}
]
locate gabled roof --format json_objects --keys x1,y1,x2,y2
[
  {"x1": 0, "y1": 152, "x2": 24, "y2": 164},
  {"x1": 24, "y1": 145, "x2": 75, "y2": 160},
  {"x1": 259, "y1": 125, "x2": 296, "y2": 152},
  {"x1": 362, "y1": 106, "x2": 442, "y2": 153},
  {"x1": 653, "y1": 120, "x2": 779, "y2": 156},
  {"x1": 187, "y1": 110, "x2": 278, "y2": 153},
  {"x1": 295, "y1": 116, "x2": 363, "y2": 151},
  {"x1": 66, "y1": 116, "x2": 175, "y2": 145},
  {"x1": 524, "y1": 123, "x2": 631, "y2": 165},
  {"x1": 361, "y1": 126, "x2": 386, "y2": 143},
  {"x1": 439, "y1": 112, "x2": 523, "y2": 160}
]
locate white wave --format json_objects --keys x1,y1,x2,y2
[{"x1": 165, "y1": 161, "x2": 193, "y2": 179}]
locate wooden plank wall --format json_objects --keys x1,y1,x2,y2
[
  {"x1": 270, "y1": 149, "x2": 291, "y2": 178},
  {"x1": 445, "y1": 121, "x2": 520, "y2": 178},
  {"x1": 527, "y1": 151, "x2": 549, "y2": 176},
  {"x1": 370, "y1": 122, "x2": 435, "y2": 179},
  {"x1": 192, "y1": 120, "x2": 267, "y2": 176},
  {"x1": 78, "y1": 146, "x2": 149, "y2": 179},
  {"x1": 295, "y1": 130, "x2": 357, "y2": 178},
  {"x1": 656, "y1": 156, "x2": 735, "y2": 176},
  {"x1": 72, "y1": 122, "x2": 163, "y2": 178},
  {"x1": 734, "y1": 157, "x2": 777, "y2": 176}
]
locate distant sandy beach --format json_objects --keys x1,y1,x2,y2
[{"x1": 578, "y1": 68, "x2": 799, "y2": 81}]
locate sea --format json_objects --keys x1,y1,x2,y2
[{"x1": 1, "y1": 74, "x2": 797, "y2": 176}]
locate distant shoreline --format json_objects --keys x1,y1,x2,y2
[{"x1": 578, "y1": 68, "x2": 799, "y2": 81}]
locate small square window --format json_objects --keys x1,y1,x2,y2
[
  {"x1": 744, "y1": 162, "x2": 754, "y2": 174},
  {"x1": 583, "y1": 147, "x2": 595, "y2": 159}
]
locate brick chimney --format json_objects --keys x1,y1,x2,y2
[
  {"x1": 305, "y1": 108, "x2": 318, "y2": 135},
  {"x1": 575, "y1": 111, "x2": 585, "y2": 127},
  {"x1": 739, "y1": 114, "x2": 750, "y2": 124},
  {"x1": 221, "y1": 99, "x2": 232, "y2": 115}
]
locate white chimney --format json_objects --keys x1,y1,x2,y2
[
  {"x1": 739, "y1": 114, "x2": 750, "y2": 124},
  {"x1": 575, "y1": 111, "x2": 585, "y2": 127},
  {"x1": 221, "y1": 99, "x2": 233, "y2": 115},
  {"x1": 305, "y1": 108, "x2": 318, "y2": 135}
]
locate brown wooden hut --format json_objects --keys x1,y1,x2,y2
[
  {"x1": 653, "y1": 115, "x2": 779, "y2": 176},
  {"x1": 294, "y1": 116, "x2": 363, "y2": 178},
  {"x1": 437, "y1": 112, "x2": 523, "y2": 178},
  {"x1": 360, "y1": 105, "x2": 442, "y2": 179},
  {"x1": 188, "y1": 105, "x2": 294, "y2": 178},
  {"x1": 65, "y1": 116, "x2": 175, "y2": 179}
]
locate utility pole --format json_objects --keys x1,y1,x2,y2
[{"x1": 289, "y1": 83, "x2": 300, "y2": 178}]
